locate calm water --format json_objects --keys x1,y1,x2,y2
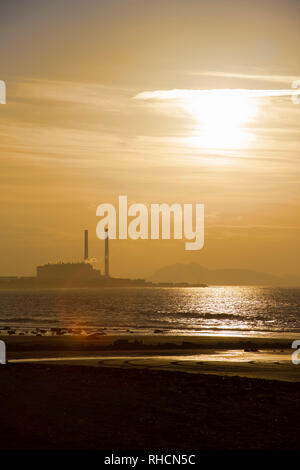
[{"x1": 0, "y1": 287, "x2": 300, "y2": 336}]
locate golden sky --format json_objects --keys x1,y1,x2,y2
[{"x1": 0, "y1": 0, "x2": 300, "y2": 280}]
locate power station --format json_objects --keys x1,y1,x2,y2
[
  {"x1": 0, "y1": 230, "x2": 206, "y2": 288},
  {"x1": 105, "y1": 228, "x2": 109, "y2": 278},
  {"x1": 0, "y1": 229, "x2": 149, "y2": 287},
  {"x1": 84, "y1": 229, "x2": 89, "y2": 261},
  {"x1": 37, "y1": 230, "x2": 110, "y2": 284}
]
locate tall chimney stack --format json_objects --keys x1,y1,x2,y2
[
  {"x1": 84, "y1": 229, "x2": 88, "y2": 261},
  {"x1": 105, "y1": 228, "x2": 109, "y2": 277}
]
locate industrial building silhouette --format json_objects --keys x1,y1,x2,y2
[{"x1": 0, "y1": 230, "x2": 206, "y2": 288}]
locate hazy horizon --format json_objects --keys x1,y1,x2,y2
[{"x1": 1, "y1": 0, "x2": 300, "y2": 280}]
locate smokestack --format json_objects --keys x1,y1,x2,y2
[
  {"x1": 84, "y1": 229, "x2": 88, "y2": 261},
  {"x1": 105, "y1": 228, "x2": 109, "y2": 277}
]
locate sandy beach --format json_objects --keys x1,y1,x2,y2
[
  {"x1": 3, "y1": 334, "x2": 300, "y2": 381},
  {"x1": 0, "y1": 363, "x2": 299, "y2": 450},
  {"x1": 0, "y1": 334, "x2": 300, "y2": 450}
]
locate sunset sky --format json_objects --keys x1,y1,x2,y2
[{"x1": 1, "y1": 0, "x2": 300, "y2": 280}]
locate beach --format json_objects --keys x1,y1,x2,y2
[
  {"x1": 2, "y1": 0, "x2": 300, "y2": 456},
  {"x1": 3, "y1": 333, "x2": 300, "y2": 381},
  {"x1": 1, "y1": 334, "x2": 300, "y2": 450}
]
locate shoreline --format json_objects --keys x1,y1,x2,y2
[
  {"x1": 2, "y1": 334, "x2": 299, "y2": 382},
  {"x1": 1, "y1": 334, "x2": 300, "y2": 449},
  {"x1": 2, "y1": 332, "x2": 297, "y2": 349}
]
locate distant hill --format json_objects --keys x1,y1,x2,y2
[{"x1": 148, "y1": 263, "x2": 285, "y2": 286}]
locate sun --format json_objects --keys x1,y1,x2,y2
[{"x1": 182, "y1": 90, "x2": 257, "y2": 149}]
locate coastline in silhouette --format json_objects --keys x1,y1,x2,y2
[{"x1": 149, "y1": 262, "x2": 288, "y2": 286}]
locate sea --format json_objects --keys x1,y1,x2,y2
[{"x1": 0, "y1": 286, "x2": 300, "y2": 337}]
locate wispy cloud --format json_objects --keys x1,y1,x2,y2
[
  {"x1": 12, "y1": 78, "x2": 135, "y2": 109},
  {"x1": 190, "y1": 71, "x2": 300, "y2": 85},
  {"x1": 2, "y1": 78, "x2": 300, "y2": 171},
  {"x1": 135, "y1": 88, "x2": 300, "y2": 100}
]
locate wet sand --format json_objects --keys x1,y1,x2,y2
[
  {"x1": 1, "y1": 334, "x2": 300, "y2": 450},
  {"x1": 3, "y1": 334, "x2": 300, "y2": 382}
]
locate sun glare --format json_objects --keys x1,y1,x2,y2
[{"x1": 182, "y1": 90, "x2": 257, "y2": 149}]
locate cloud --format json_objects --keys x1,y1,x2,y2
[
  {"x1": 2, "y1": 78, "x2": 300, "y2": 173},
  {"x1": 135, "y1": 88, "x2": 300, "y2": 101},
  {"x1": 12, "y1": 78, "x2": 134, "y2": 109},
  {"x1": 191, "y1": 71, "x2": 300, "y2": 85}
]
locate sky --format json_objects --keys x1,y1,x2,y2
[{"x1": 0, "y1": 0, "x2": 300, "y2": 280}]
